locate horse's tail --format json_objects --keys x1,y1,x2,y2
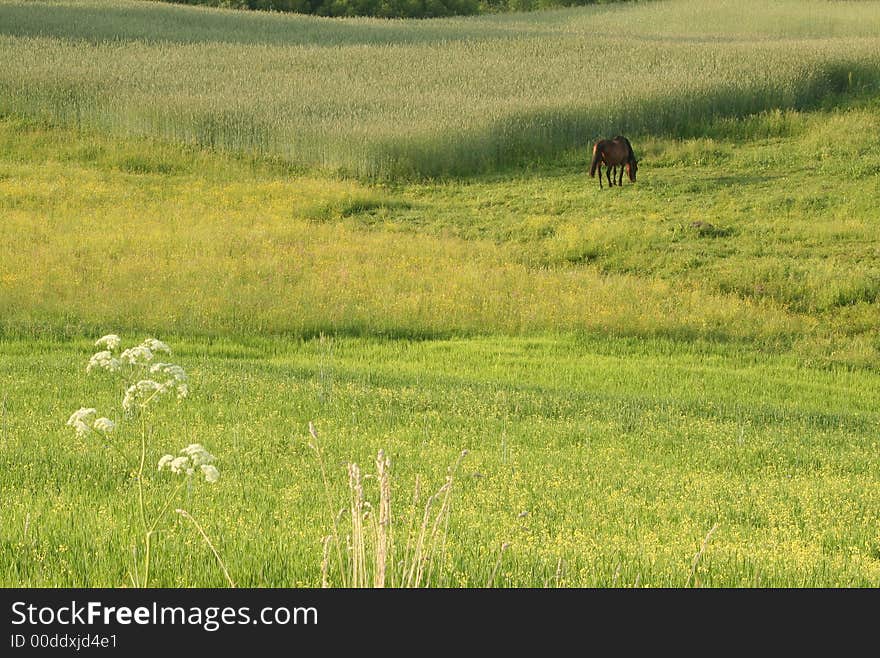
[{"x1": 589, "y1": 142, "x2": 602, "y2": 177}]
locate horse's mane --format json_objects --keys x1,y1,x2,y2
[{"x1": 613, "y1": 135, "x2": 635, "y2": 162}]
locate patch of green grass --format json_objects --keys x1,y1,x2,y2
[
  {"x1": 1, "y1": 334, "x2": 878, "y2": 587},
  {"x1": 301, "y1": 193, "x2": 411, "y2": 224}
]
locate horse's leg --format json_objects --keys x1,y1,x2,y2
[
  {"x1": 617, "y1": 165, "x2": 624, "y2": 186},
  {"x1": 609, "y1": 166, "x2": 616, "y2": 186},
  {"x1": 598, "y1": 162, "x2": 603, "y2": 189},
  {"x1": 606, "y1": 164, "x2": 613, "y2": 188}
]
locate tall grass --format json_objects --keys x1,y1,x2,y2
[
  {"x1": 311, "y1": 420, "x2": 470, "y2": 588},
  {"x1": 1, "y1": 0, "x2": 879, "y2": 178}
]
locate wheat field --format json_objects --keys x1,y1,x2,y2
[{"x1": 1, "y1": 0, "x2": 879, "y2": 177}]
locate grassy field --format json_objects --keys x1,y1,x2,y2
[
  {"x1": 3, "y1": 333, "x2": 880, "y2": 587},
  {"x1": 2, "y1": 99, "x2": 879, "y2": 363},
  {"x1": 1, "y1": 0, "x2": 880, "y2": 587},
  {"x1": 1, "y1": 0, "x2": 879, "y2": 177}
]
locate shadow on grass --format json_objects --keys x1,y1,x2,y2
[{"x1": 371, "y1": 65, "x2": 880, "y2": 182}]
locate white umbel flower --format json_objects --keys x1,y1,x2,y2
[
  {"x1": 122, "y1": 379, "x2": 163, "y2": 411},
  {"x1": 141, "y1": 338, "x2": 171, "y2": 355},
  {"x1": 150, "y1": 363, "x2": 189, "y2": 398},
  {"x1": 66, "y1": 407, "x2": 97, "y2": 436},
  {"x1": 169, "y1": 456, "x2": 191, "y2": 475},
  {"x1": 150, "y1": 362, "x2": 186, "y2": 382},
  {"x1": 92, "y1": 417, "x2": 116, "y2": 433},
  {"x1": 158, "y1": 444, "x2": 219, "y2": 482},
  {"x1": 120, "y1": 345, "x2": 153, "y2": 365},
  {"x1": 94, "y1": 334, "x2": 122, "y2": 351},
  {"x1": 181, "y1": 443, "x2": 214, "y2": 467},
  {"x1": 200, "y1": 464, "x2": 220, "y2": 484},
  {"x1": 87, "y1": 350, "x2": 121, "y2": 373}
]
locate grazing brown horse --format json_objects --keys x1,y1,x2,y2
[{"x1": 589, "y1": 135, "x2": 638, "y2": 189}]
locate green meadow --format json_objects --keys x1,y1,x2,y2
[
  {"x1": 4, "y1": 333, "x2": 880, "y2": 587},
  {"x1": 1, "y1": 0, "x2": 879, "y2": 587}
]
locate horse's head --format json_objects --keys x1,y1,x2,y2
[{"x1": 626, "y1": 159, "x2": 638, "y2": 182}]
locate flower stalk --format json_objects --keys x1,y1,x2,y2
[{"x1": 66, "y1": 334, "x2": 225, "y2": 587}]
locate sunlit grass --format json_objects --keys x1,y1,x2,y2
[
  {"x1": 2, "y1": 102, "x2": 878, "y2": 365},
  {"x1": 2, "y1": 335, "x2": 879, "y2": 587}
]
